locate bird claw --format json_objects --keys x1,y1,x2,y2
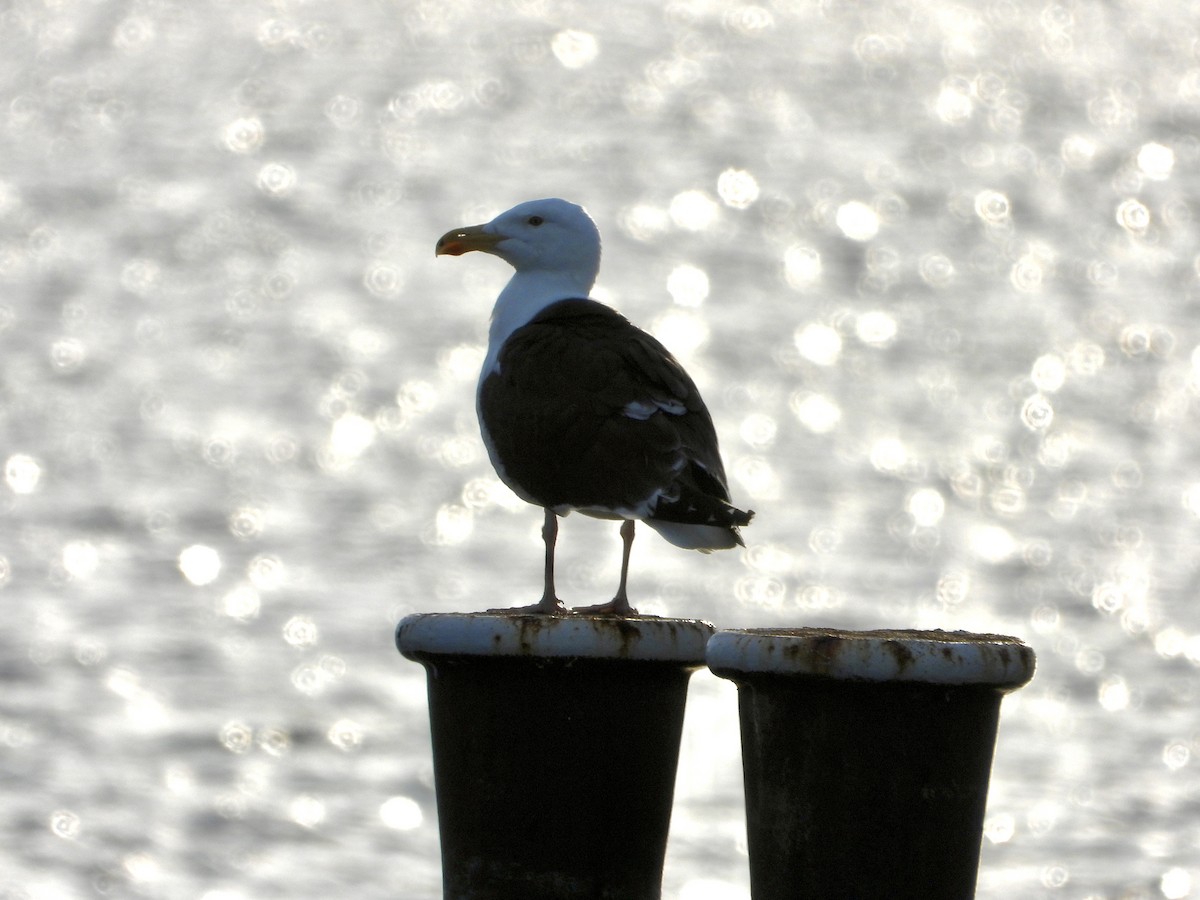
[
  {"x1": 485, "y1": 596, "x2": 571, "y2": 615},
  {"x1": 571, "y1": 598, "x2": 639, "y2": 617}
]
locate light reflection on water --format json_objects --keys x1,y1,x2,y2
[{"x1": 3, "y1": 1, "x2": 1200, "y2": 898}]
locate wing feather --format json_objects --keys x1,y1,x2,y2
[{"x1": 479, "y1": 299, "x2": 737, "y2": 520}]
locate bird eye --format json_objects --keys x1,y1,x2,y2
[{"x1": 527, "y1": 215, "x2": 544, "y2": 226}]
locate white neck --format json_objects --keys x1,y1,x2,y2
[{"x1": 481, "y1": 269, "x2": 595, "y2": 377}]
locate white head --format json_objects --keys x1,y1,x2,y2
[{"x1": 436, "y1": 198, "x2": 602, "y2": 298}]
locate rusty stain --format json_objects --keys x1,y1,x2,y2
[
  {"x1": 882, "y1": 639, "x2": 917, "y2": 671},
  {"x1": 434, "y1": 613, "x2": 715, "y2": 662},
  {"x1": 612, "y1": 616, "x2": 645, "y2": 652},
  {"x1": 710, "y1": 626, "x2": 1036, "y2": 687},
  {"x1": 772, "y1": 634, "x2": 842, "y2": 676}
]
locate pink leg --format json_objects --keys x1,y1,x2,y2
[
  {"x1": 573, "y1": 519, "x2": 637, "y2": 616},
  {"x1": 488, "y1": 508, "x2": 568, "y2": 614}
]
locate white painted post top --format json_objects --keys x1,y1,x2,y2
[
  {"x1": 398, "y1": 613, "x2": 714, "y2": 664},
  {"x1": 707, "y1": 627, "x2": 1035, "y2": 688}
]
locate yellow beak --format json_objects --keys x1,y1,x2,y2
[{"x1": 435, "y1": 224, "x2": 503, "y2": 257}]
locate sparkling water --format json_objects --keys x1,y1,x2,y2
[{"x1": 2, "y1": 2, "x2": 1199, "y2": 898}]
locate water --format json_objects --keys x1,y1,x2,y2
[{"x1": 2, "y1": 2, "x2": 1199, "y2": 897}]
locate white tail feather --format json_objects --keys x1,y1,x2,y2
[{"x1": 643, "y1": 519, "x2": 740, "y2": 551}]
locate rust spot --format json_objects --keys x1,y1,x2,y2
[
  {"x1": 774, "y1": 634, "x2": 841, "y2": 676},
  {"x1": 509, "y1": 613, "x2": 560, "y2": 656},
  {"x1": 882, "y1": 640, "x2": 917, "y2": 671},
  {"x1": 613, "y1": 618, "x2": 643, "y2": 642}
]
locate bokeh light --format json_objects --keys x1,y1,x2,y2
[
  {"x1": 1135, "y1": 142, "x2": 1174, "y2": 181},
  {"x1": 652, "y1": 309, "x2": 710, "y2": 358},
  {"x1": 855, "y1": 311, "x2": 897, "y2": 347},
  {"x1": 289, "y1": 795, "x2": 326, "y2": 829},
  {"x1": 790, "y1": 392, "x2": 841, "y2": 433},
  {"x1": 716, "y1": 169, "x2": 759, "y2": 210},
  {"x1": 5, "y1": 454, "x2": 42, "y2": 494},
  {"x1": 49, "y1": 810, "x2": 81, "y2": 840},
  {"x1": 327, "y1": 719, "x2": 364, "y2": 752},
  {"x1": 256, "y1": 162, "x2": 297, "y2": 196},
  {"x1": 282, "y1": 616, "x2": 319, "y2": 649},
  {"x1": 551, "y1": 30, "x2": 599, "y2": 69},
  {"x1": 1161, "y1": 868, "x2": 1192, "y2": 900},
  {"x1": 380, "y1": 796, "x2": 424, "y2": 831},
  {"x1": 667, "y1": 264, "x2": 710, "y2": 307},
  {"x1": 907, "y1": 488, "x2": 946, "y2": 527},
  {"x1": 835, "y1": 201, "x2": 879, "y2": 241},
  {"x1": 220, "y1": 585, "x2": 261, "y2": 621},
  {"x1": 223, "y1": 117, "x2": 264, "y2": 153},
  {"x1": 178, "y1": 545, "x2": 221, "y2": 586},
  {"x1": 794, "y1": 323, "x2": 842, "y2": 366},
  {"x1": 783, "y1": 245, "x2": 823, "y2": 290},
  {"x1": 669, "y1": 191, "x2": 719, "y2": 231}
]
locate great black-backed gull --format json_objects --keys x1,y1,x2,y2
[{"x1": 436, "y1": 198, "x2": 753, "y2": 615}]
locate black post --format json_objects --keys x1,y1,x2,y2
[
  {"x1": 707, "y1": 627, "x2": 1035, "y2": 900},
  {"x1": 398, "y1": 613, "x2": 714, "y2": 900}
]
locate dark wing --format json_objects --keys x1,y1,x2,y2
[{"x1": 479, "y1": 299, "x2": 734, "y2": 517}]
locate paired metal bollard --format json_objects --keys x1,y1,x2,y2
[
  {"x1": 398, "y1": 615, "x2": 1035, "y2": 900},
  {"x1": 707, "y1": 628, "x2": 1035, "y2": 899},
  {"x1": 398, "y1": 614, "x2": 712, "y2": 900}
]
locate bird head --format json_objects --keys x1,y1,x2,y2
[{"x1": 436, "y1": 198, "x2": 602, "y2": 287}]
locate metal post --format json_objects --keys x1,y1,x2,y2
[
  {"x1": 398, "y1": 613, "x2": 714, "y2": 900},
  {"x1": 707, "y1": 627, "x2": 1036, "y2": 900}
]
